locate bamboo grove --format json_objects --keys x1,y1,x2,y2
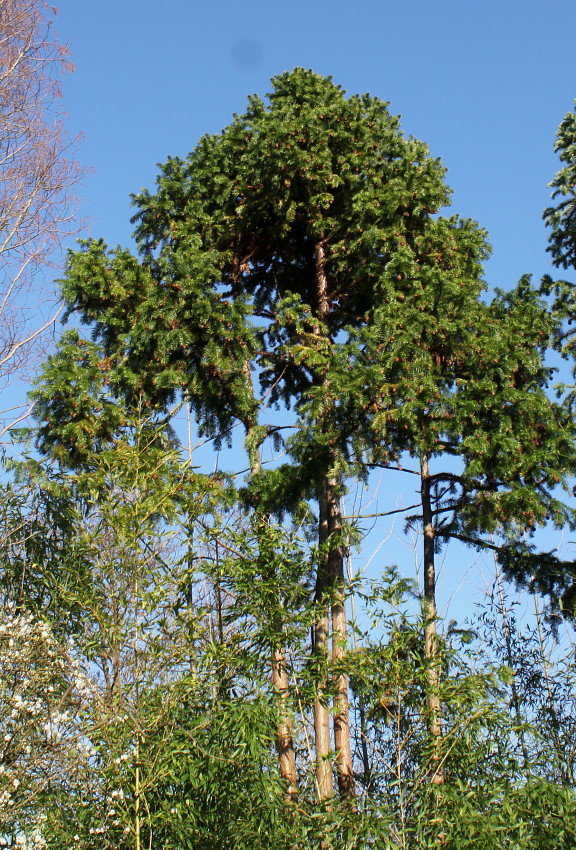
[{"x1": 4, "y1": 70, "x2": 576, "y2": 847}]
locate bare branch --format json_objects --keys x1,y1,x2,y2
[{"x1": 0, "y1": 0, "x2": 84, "y2": 418}]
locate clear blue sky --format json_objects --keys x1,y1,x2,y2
[
  {"x1": 51, "y1": 0, "x2": 576, "y2": 628},
  {"x1": 56, "y1": 0, "x2": 576, "y2": 291}
]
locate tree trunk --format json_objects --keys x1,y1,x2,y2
[
  {"x1": 326, "y1": 477, "x2": 355, "y2": 800},
  {"x1": 420, "y1": 453, "x2": 444, "y2": 785},
  {"x1": 272, "y1": 645, "x2": 298, "y2": 797},
  {"x1": 314, "y1": 482, "x2": 334, "y2": 801},
  {"x1": 241, "y1": 369, "x2": 298, "y2": 798}
]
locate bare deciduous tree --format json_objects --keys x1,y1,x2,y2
[{"x1": 0, "y1": 0, "x2": 82, "y2": 430}]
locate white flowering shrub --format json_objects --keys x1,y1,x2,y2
[{"x1": 0, "y1": 607, "x2": 96, "y2": 843}]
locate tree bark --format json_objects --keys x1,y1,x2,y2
[
  {"x1": 314, "y1": 482, "x2": 334, "y2": 801},
  {"x1": 420, "y1": 453, "x2": 444, "y2": 785},
  {"x1": 272, "y1": 645, "x2": 298, "y2": 797}
]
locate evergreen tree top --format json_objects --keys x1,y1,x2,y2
[{"x1": 544, "y1": 100, "x2": 576, "y2": 270}]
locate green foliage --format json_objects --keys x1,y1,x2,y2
[
  {"x1": 0, "y1": 458, "x2": 92, "y2": 636},
  {"x1": 10, "y1": 70, "x2": 576, "y2": 848},
  {"x1": 544, "y1": 100, "x2": 576, "y2": 271},
  {"x1": 43, "y1": 70, "x2": 485, "y2": 480}
]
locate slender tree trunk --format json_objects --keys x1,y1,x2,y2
[
  {"x1": 252, "y1": 489, "x2": 299, "y2": 796},
  {"x1": 326, "y1": 477, "x2": 355, "y2": 800},
  {"x1": 420, "y1": 454, "x2": 444, "y2": 785},
  {"x1": 314, "y1": 483, "x2": 335, "y2": 801},
  {"x1": 272, "y1": 645, "x2": 298, "y2": 797},
  {"x1": 350, "y1": 564, "x2": 371, "y2": 789},
  {"x1": 313, "y1": 477, "x2": 355, "y2": 800},
  {"x1": 241, "y1": 366, "x2": 298, "y2": 798},
  {"x1": 357, "y1": 690, "x2": 371, "y2": 790}
]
